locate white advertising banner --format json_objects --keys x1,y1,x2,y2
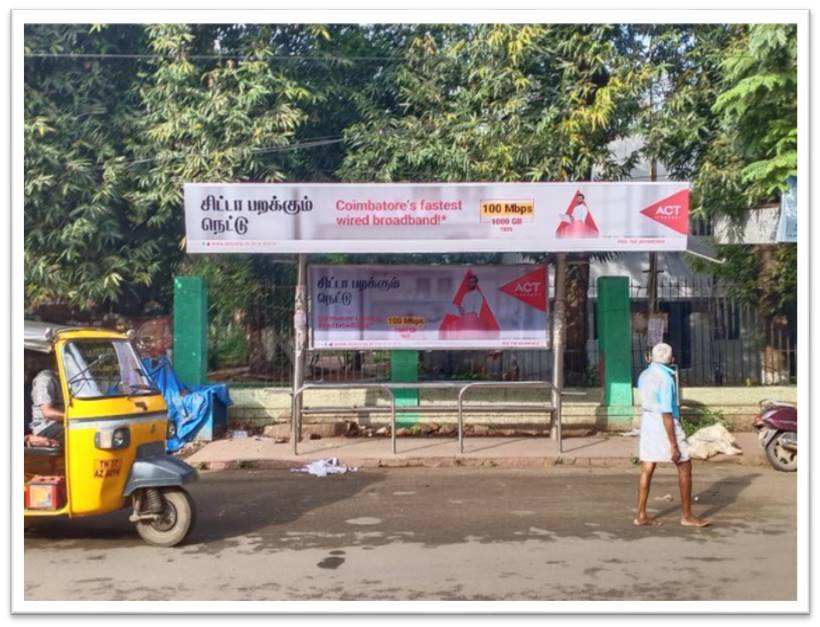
[
  {"x1": 184, "y1": 182, "x2": 689, "y2": 254},
  {"x1": 309, "y1": 265, "x2": 550, "y2": 349}
]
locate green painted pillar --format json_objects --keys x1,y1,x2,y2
[
  {"x1": 173, "y1": 276, "x2": 208, "y2": 385},
  {"x1": 596, "y1": 277, "x2": 633, "y2": 421},
  {"x1": 390, "y1": 350, "x2": 419, "y2": 427}
]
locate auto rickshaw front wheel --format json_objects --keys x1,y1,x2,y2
[{"x1": 134, "y1": 488, "x2": 196, "y2": 547}]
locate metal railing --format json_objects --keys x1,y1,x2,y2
[
  {"x1": 290, "y1": 380, "x2": 567, "y2": 456},
  {"x1": 207, "y1": 277, "x2": 796, "y2": 389}
]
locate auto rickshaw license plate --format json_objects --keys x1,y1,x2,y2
[{"x1": 94, "y1": 458, "x2": 122, "y2": 478}]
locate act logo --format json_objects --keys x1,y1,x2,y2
[
  {"x1": 639, "y1": 190, "x2": 690, "y2": 234},
  {"x1": 500, "y1": 267, "x2": 548, "y2": 312},
  {"x1": 515, "y1": 282, "x2": 541, "y2": 295}
]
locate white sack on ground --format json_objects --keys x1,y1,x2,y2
[{"x1": 686, "y1": 423, "x2": 743, "y2": 460}]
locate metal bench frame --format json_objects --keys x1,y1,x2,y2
[{"x1": 291, "y1": 380, "x2": 564, "y2": 455}]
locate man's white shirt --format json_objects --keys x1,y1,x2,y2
[{"x1": 461, "y1": 290, "x2": 484, "y2": 316}]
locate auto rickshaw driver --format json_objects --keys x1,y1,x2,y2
[{"x1": 26, "y1": 351, "x2": 65, "y2": 443}]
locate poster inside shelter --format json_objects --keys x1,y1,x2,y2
[{"x1": 309, "y1": 265, "x2": 550, "y2": 349}]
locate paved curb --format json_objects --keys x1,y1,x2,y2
[{"x1": 196, "y1": 454, "x2": 770, "y2": 473}]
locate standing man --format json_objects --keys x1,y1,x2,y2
[
  {"x1": 458, "y1": 274, "x2": 485, "y2": 319},
  {"x1": 634, "y1": 343, "x2": 709, "y2": 527}
]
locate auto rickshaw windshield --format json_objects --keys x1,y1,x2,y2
[{"x1": 62, "y1": 339, "x2": 157, "y2": 399}]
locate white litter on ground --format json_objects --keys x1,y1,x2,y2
[
  {"x1": 620, "y1": 428, "x2": 641, "y2": 437},
  {"x1": 686, "y1": 424, "x2": 743, "y2": 460},
  {"x1": 290, "y1": 457, "x2": 356, "y2": 477},
  {"x1": 345, "y1": 517, "x2": 381, "y2": 526}
]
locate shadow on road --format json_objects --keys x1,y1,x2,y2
[
  {"x1": 652, "y1": 472, "x2": 762, "y2": 520},
  {"x1": 188, "y1": 470, "x2": 383, "y2": 546},
  {"x1": 24, "y1": 469, "x2": 383, "y2": 549}
]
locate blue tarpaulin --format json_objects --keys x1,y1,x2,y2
[{"x1": 142, "y1": 357, "x2": 232, "y2": 452}]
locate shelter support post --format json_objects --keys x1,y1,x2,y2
[
  {"x1": 173, "y1": 276, "x2": 208, "y2": 385},
  {"x1": 292, "y1": 254, "x2": 308, "y2": 455},
  {"x1": 551, "y1": 254, "x2": 567, "y2": 453},
  {"x1": 390, "y1": 350, "x2": 419, "y2": 429}
]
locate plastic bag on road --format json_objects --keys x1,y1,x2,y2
[{"x1": 290, "y1": 458, "x2": 355, "y2": 477}]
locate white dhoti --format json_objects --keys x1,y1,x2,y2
[{"x1": 639, "y1": 411, "x2": 690, "y2": 463}]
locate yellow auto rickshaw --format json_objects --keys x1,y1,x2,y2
[{"x1": 23, "y1": 321, "x2": 197, "y2": 546}]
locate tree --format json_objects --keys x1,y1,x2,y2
[
  {"x1": 713, "y1": 24, "x2": 797, "y2": 204},
  {"x1": 129, "y1": 23, "x2": 319, "y2": 373},
  {"x1": 340, "y1": 24, "x2": 646, "y2": 381},
  {"x1": 647, "y1": 23, "x2": 797, "y2": 381},
  {"x1": 684, "y1": 25, "x2": 798, "y2": 318},
  {"x1": 24, "y1": 24, "x2": 159, "y2": 315}
]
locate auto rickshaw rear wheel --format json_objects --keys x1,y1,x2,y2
[{"x1": 135, "y1": 487, "x2": 196, "y2": 547}]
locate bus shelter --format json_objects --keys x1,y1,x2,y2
[{"x1": 184, "y1": 181, "x2": 693, "y2": 454}]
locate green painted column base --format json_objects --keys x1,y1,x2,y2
[
  {"x1": 603, "y1": 405, "x2": 636, "y2": 422},
  {"x1": 596, "y1": 276, "x2": 634, "y2": 428},
  {"x1": 390, "y1": 350, "x2": 419, "y2": 427},
  {"x1": 173, "y1": 276, "x2": 208, "y2": 385}
]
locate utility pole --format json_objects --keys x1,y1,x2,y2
[
  {"x1": 646, "y1": 43, "x2": 661, "y2": 318},
  {"x1": 292, "y1": 254, "x2": 308, "y2": 454},
  {"x1": 647, "y1": 157, "x2": 659, "y2": 315},
  {"x1": 551, "y1": 253, "x2": 567, "y2": 452}
]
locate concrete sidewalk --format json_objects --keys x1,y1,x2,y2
[{"x1": 184, "y1": 432, "x2": 767, "y2": 470}]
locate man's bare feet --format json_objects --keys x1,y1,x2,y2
[
  {"x1": 680, "y1": 515, "x2": 711, "y2": 527},
  {"x1": 633, "y1": 516, "x2": 663, "y2": 527}
]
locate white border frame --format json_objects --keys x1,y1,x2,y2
[{"x1": 9, "y1": 6, "x2": 811, "y2": 615}]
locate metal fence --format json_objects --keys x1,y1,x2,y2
[
  {"x1": 206, "y1": 276, "x2": 795, "y2": 388},
  {"x1": 623, "y1": 279, "x2": 796, "y2": 387}
]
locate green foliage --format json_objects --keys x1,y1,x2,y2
[
  {"x1": 680, "y1": 408, "x2": 729, "y2": 438},
  {"x1": 768, "y1": 244, "x2": 798, "y2": 313},
  {"x1": 24, "y1": 24, "x2": 159, "y2": 312},
  {"x1": 340, "y1": 24, "x2": 639, "y2": 184},
  {"x1": 712, "y1": 25, "x2": 797, "y2": 203},
  {"x1": 25, "y1": 23, "x2": 319, "y2": 315},
  {"x1": 644, "y1": 23, "x2": 797, "y2": 315},
  {"x1": 129, "y1": 24, "x2": 318, "y2": 323},
  {"x1": 691, "y1": 242, "x2": 797, "y2": 317},
  {"x1": 23, "y1": 22, "x2": 799, "y2": 325}
]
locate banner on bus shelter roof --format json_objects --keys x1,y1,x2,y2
[
  {"x1": 309, "y1": 265, "x2": 550, "y2": 350},
  {"x1": 183, "y1": 182, "x2": 689, "y2": 254}
]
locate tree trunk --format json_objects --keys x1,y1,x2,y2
[
  {"x1": 563, "y1": 254, "x2": 590, "y2": 385},
  {"x1": 755, "y1": 245, "x2": 790, "y2": 384},
  {"x1": 244, "y1": 307, "x2": 273, "y2": 376}
]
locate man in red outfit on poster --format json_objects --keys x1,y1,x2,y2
[
  {"x1": 439, "y1": 271, "x2": 500, "y2": 339},
  {"x1": 556, "y1": 191, "x2": 600, "y2": 239}
]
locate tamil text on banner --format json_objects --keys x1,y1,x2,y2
[
  {"x1": 309, "y1": 265, "x2": 550, "y2": 349},
  {"x1": 184, "y1": 182, "x2": 689, "y2": 254}
]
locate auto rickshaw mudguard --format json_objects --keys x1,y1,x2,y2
[{"x1": 122, "y1": 441, "x2": 198, "y2": 497}]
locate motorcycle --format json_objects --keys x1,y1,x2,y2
[{"x1": 753, "y1": 400, "x2": 797, "y2": 472}]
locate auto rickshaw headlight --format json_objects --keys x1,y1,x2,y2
[
  {"x1": 167, "y1": 420, "x2": 177, "y2": 440},
  {"x1": 95, "y1": 426, "x2": 130, "y2": 450}
]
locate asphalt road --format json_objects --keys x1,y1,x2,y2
[{"x1": 24, "y1": 464, "x2": 796, "y2": 601}]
